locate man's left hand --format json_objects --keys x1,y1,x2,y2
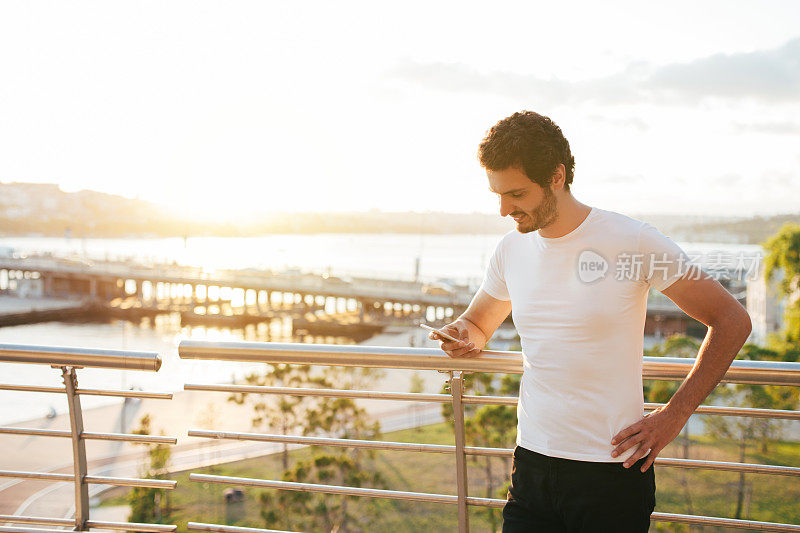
[{"x1": 610, "y1": 406, "x2": 689, "y2": 472}]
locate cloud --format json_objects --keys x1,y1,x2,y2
[
  {"x1": 386, "y1": 61, "x2": 643, "y2": 106},
  {"x1": 387, "y1": 37, "x2": 800, "y2": 106},
  {"x1": 646, "y1": 38, "x2": 800, "y2": 103},
  {"x1": 732, "y1": 121, "x2": 800, "y2": 135},
  {"x1": 387, "y1": 62, "x2": 580, "y2": 103}
]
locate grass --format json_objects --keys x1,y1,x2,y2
[{"x1": 100, "y1": 423, "x2": 800, "y2": 532}]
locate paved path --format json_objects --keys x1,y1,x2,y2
[{"x1": 0, "y1": 326, "x2": 451, "y2": 522}]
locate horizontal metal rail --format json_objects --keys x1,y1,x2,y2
[
  {"x1": 85, "y1": 520, "x2": 176, "y2": 532},
  {"x1": 178, "y1": 341, "x2": 800, "y2": 385},
  {"x1": 75, "y1": 388, "x2": 172, "y2": 399},
  {"x1": 189, "y1": 474, "x2": 800, "y2": 531},
  {"x1": 184, "y1": 383, "x2": 452, "y2": 402},
  {"x1": 0, "y1": 427, "x2": 177, "y2": 444},
  {"x1": 190, "y1": 473, "x2": 498, "y2": 507},
  {"x1": 649, "y1": 512, "x2": 800, "y2": 532},
  {"x1": 0, "y1": 516, "x2": 73, "y2": 527},
  {"x1": 0, "y1": 527, "x2": 77, "y2": 533},
  {"x1": 192, "y1": 474, "x2": 800, "y2": 532},
  {"x1": 0, "y1": 384, "x2": 173, "y2": 399},
  {"x1": 0, "y1": 470, "x2": 176, "y2": 489},
  {"x1": 0, "y1": 385, "x2": 64, "y2": 394},
  {"x1": 464, "y1": 395, "x2": 800, "y2": 420},
  {"x1": 187, "y1": 522, "x2": 302, "y2": 533},
  {"x1": 84, "y1": 475, "x2": 176, "y2": 489},
  {"x1": 188, "y1": 430, "x2": 800, "y2": 477},
  {"x1": 654, "y1": 458, "x2": 800, "y2": 476},
  {"x1": 0, "y1": 428, "x2": 79, "y2": 438},
  {"x1": 0, "y1": 343, "x2": 161, "y2": 371},
  {"x1": 179, "y1": 340, "x2": 522, "y2": 373},
  {"x1": 645, "y1": 357, "x2": 800, "y2": 386},
  {"x1": 0, "y1": 470, "x2": 73, "y2": 482},
  {"x1": 645, "y1": 402, "x2": 800, "y2": 420},
  {"x1": 189, "y1": 429, "x2": 456, "y2": 454},
  {"x1": 185, "y1": 383, "x2": 800, "y2": 420},
  {"x1": 0, "y1": 523, "x2": 176, "y2": 533}
]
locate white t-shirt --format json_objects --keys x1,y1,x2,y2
[{"x1": 479, "y1": 206, "x2": 691, "y2": 462}]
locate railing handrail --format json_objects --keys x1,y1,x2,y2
[
  {"x1": 179, "y1": 339, "x2": 800, "y2": 532},
  {"x1": 0, "y1": 345, "x2": 174, "y2": 532},
  {"x1": 179, "y1": 340, "x2": 523, "y2": 373},
  {"x1": 4, "y1": 340, "x2": 800, "y2": 532},
  {"x1": 0, "y1": 343, "x2": 162, "y2": 371},
  {"x1": 178, "y1": 340, "x2": 800, "y2": 386}
]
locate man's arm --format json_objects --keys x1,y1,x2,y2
[
  {"x1": 431, "y1": 289, "x2": 512, "y2": 358},
  {"x1": 611, "y1": 267, "x2": 752, "y2": 471}
]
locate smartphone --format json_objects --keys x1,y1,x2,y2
[{"x1": 420, "y1": 323, "x2": 463, "y2": 343}]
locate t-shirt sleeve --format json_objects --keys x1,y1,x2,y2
[
  {"x1": 478, "y1": 238, "x2": 511, "y2": 301},
  {"x1": 637, "y1": 223, "x2": 692, "y2": 292}
]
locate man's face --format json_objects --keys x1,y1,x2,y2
[{"x1": 487, "y1": 166, "x2": 558, "y2": 234}]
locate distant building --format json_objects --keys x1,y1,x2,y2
[{"x1": 746, "y1": 263, "x2": 786, "y2": 346}]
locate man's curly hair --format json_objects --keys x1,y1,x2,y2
[{"x1": 478, "y1": 111, "x2": 575, "y2": 192}]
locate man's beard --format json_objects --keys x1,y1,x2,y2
[{"x1": 511, "y1": 186, "x2": 558, "y2": 234}]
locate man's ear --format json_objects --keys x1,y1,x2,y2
[{"x1": 550, "y1": 164, "x2": 566, "y2": 191}]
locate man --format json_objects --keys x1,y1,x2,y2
[{"x1": 430, "y1": 111, "x2": 752, "y2": 532}]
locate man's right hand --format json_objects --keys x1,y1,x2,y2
[{"x1": 429, "y1": 320, "x2": 482, "y2": 358}]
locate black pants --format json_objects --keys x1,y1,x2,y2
[{"x1": 502, "y1": 445, "x2": 656, "y2": 532}]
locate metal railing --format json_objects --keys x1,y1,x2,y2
[
  {"x1": 2, "y1": 340, "x2": 799, "y2": 532},
  {"x1": 0, "y1": 344, "x2": 177, "y2": 533},
  {"x1": 179, "y1": 340, "x2": 800, "y2": 533}
]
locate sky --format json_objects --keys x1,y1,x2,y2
[{"x1": 1, "y1": 1, "x2": 799, "y2": 219}]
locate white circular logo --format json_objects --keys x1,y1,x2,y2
[{"x1": 577, "y1": 250, "x2": 609, "y2": 283}]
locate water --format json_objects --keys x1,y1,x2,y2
[
  {"x1": 0, "y1": 317, "x2": 295, "y2": 424},
  {"x1": 0, "y1": 234, "x2": 765, "y2": 425},
  {"x1": 0, "y1": 234, "x2": 506, "y2": 286},
  {"x1": 0, "y1": 234, "x2": 763, "y2": 286}
]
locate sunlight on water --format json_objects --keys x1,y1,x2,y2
[{"x1": 0, "y1": 316, "x2": 298, "y2": 425}]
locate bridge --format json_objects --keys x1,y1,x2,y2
[
  {"x1": 0, "y1": 257, "x2": 471, "y2": 336},
  {"x1": 0, "y1": 255, "x2": 721, "y2": 339}
]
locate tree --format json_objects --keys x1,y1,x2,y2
[
  {"x1": 694, "y1": 223, "x2": 800, "y2": 519},
  {"x1": 254, "y1": 365, "x2": 384, "y2": 532},
  {"x1": 465, "y1": 404, "x2": 516, "y2": 532},
  {"x1": 762, "y1": 222, "x2": 800, "y2": 344},
  {"x1": 128, "y1": 414, "x2": 172, "y2": 523},
  {"x1": 704, "y1": 343, "x2": 799, "y2": 519},
  {"x1": 259, "y1": 453, "x2": 382, "y2": 533},
  {"x1": 303, "y1": 366, "x2": 383, "y2": 442},
  {"x1": 645, "y1": 334, "x2": 701, "y2": 518},
  {"x1": 228, "y1": 364, "x2": 328, "y2": 471},
  {"x1": 441, "y1": 371, "x2": 519, "y2": 531}
]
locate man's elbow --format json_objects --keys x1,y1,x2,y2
[
  {"x1": 741, "y1": 309, "x2": 753, "y2": 338},
  {"x1": 734, "y1": 303, "x2": 752, "y2": 339},
  {"x1": 712, "y1": 303, "x2": 752, "y2": 342}
]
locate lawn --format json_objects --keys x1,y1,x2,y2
[{"x1": 100, "y1": 423, "x2": 800, "y2": 532}]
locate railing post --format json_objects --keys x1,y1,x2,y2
[
  {"x1": 62, "y1": 366, "x2": 90, "y2": 530},
  {"x1": 448, "y1": 370, "x2": 470, "y2": 533}
]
